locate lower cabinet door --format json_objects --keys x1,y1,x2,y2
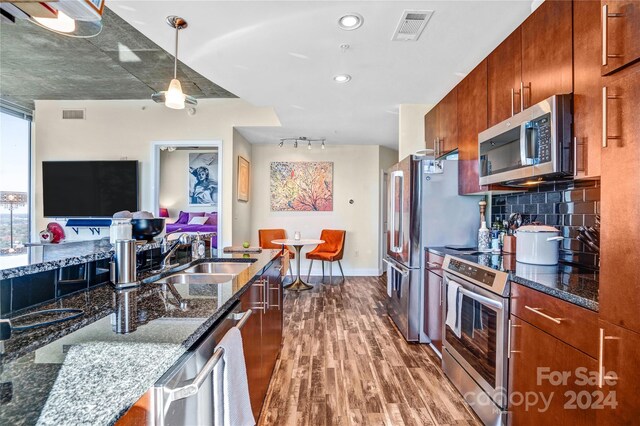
[
  {"x1": 508, "y1": 315, "x2": 597, "y2": 425},
  {"x1": 262, "y1": 259, "x2": 284, "y2": 390},
  {"x1": 596, "y1": 320, "x2": 640, "y2": 425},
  {"x1": 425, "y1": 270, "x2": 443, "y2": 353},
  {"x1": 240, "y1": 281, "x2": 264, "y2": 420}
]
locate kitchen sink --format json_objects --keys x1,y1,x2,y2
[
  {"x1": 154, "y1": 273, "x2": 235, "y2": 285},
  {"x1": 183, "y1": 262, "x2": 250, "y2": 275}
]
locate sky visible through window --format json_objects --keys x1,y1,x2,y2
[{"x1": 0, "y1": 111, "x2": 30, "y2": 251}]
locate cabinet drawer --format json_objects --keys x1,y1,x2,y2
[
  {"x1": 425, "y1": 251, "x2": 444, "y2": 276},
  {"x1": 511, "y1": 282, "x2": 598, "y2": 358}
]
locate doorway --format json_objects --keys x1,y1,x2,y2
[{"x1": 150, "y1": 140, "x2": 222, "y2": 251}]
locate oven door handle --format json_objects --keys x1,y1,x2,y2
[{"x1": 458, "y1": 287, "x2": 503, "y2": 310}]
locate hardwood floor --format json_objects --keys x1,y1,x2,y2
[{"x1": 259, "y1": 276, "x2": 481, "y2": 426}]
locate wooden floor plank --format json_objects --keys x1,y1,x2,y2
[{"x1": 259, "y1": 276, "x2": 480, "y2": 426}]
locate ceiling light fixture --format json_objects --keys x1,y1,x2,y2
[
  {"x1": 29, "y1": 1, "x2": 104, "y2": 38},
  {"x1": 151, "y1": 16, "x2": 197, "y2": 110},
  {"x1": 334, "y1": 74, "x2": 351, "y2": 83},
  {"x1": 279, "y1": 137, "x2": 326, "y2": 149},
  {"x1": 338, "y1": 13, "x2": 363, "y2": 30}
]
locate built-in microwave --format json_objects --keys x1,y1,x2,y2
[{"x1": 478, "y1": 94, "x2": 573, "y2": 186}]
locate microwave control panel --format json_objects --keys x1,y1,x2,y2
[{"x1": 535, "y1": 114, "x2": 552, "y2": 163}]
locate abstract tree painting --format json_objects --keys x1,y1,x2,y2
[{"x1": 270, "y1": 162, "x2": 333, "y2": 211}]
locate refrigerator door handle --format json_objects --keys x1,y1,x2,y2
[{"x1": 390, "y1": 171, "x2": 404, "y2": 253}]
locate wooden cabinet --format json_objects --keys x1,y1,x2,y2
[
  {"x1": 488, "y1": 28, "x2": 522, "y2": 126},
  {"x1": 520, "y1": 0, "x2": 574, "y2": 108},
  {"x1": 424, "y1": 88, "x2": 458, "y2": 157},
  {"x1": 573, "y1": 0, "x2": 603, "y2": 179},
  {"x1": 487, "y1": 1, "x2": 572, "y2": 125},
  {"x1": 261, "y1": 256, "x2": 284, "y2": 399},
  {"x1": 596, "y1": 320, "x2": 640, "y2": 424},
  {"x1": 438, "y1": 88, "x2": 458, "y2": 154},
  {"x1": 599, "y1": 64, "x2": 640, "y2": 334},
  {"x1": 424, "y1": 251, "x2": 444, "y2": 353},
  {"x1": 511, "y1": 282, "x2": 599, "y2": 358},
  {"x1": 457, "y1": 60, "x2": 488, "y2": 194},
  {"x1": 602, "y1": 0, "x2": 640, "y2": 75},
  {"x1": 240, "y1": 277, "x2": 266, "y2": 420},
  {"x1": 508, "y1": 315, "x2": 597, "y2": 425},
  {"x1": 424, "y1": 107, "x2": 438, "y2": 154},
  {"x1": 240, "y1": 256, "x2": 285, "y2": 420}
]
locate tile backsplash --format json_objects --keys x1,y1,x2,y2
[{"x1": 491, "y1": 180, "x2": 600, "y2": 268}]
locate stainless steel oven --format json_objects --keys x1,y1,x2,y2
[
  {"x1": 441, "y1": 255, "x2": 510, "y2": 426},
  {"x1": 478, "y1": 94, "x2": 573, "y2": 186}
]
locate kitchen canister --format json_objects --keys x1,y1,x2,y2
[{"x1": 516, "y1": 225, "x2": 564, "y2": 265}]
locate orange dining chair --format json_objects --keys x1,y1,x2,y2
[
  {"x1": 306, "y1": 229, "x2": 346, "y2": 284},
  {"x1": 258, "y1": 229, "x2": 295, "y2": 280}
]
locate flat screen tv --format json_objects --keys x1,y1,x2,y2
[{"x1": 43, "y1": 161, "x2": 139, "y2": 217}]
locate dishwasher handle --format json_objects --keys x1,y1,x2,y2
[{"x1": 168, "y1": 308, "x2": 253, "y2": 402}]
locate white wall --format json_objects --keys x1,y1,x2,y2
[
  {"x1": 231, "y1": 130, "x2": 252, "y2": 246},
  {"x1": 33, "y1": 99, "x2": 280, "y2": 246},
  {"x1": 398, "y1": 104, "x2": 433, "y2": 160},
  {"x1": 159, "y1": 147, "x2": 219, "y2": 217},
  {"x1": 250, "y1": 144, "x2": 396, "y2": 276}
]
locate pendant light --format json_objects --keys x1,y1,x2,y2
[{"x1": 151, "y1": 16, "x2": 197, "y2": 109}]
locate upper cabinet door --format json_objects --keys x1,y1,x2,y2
[
  {"x1": 438, "y1": 87, "x2": 458, "y2": 154},
  {"x1": 458, "y1": 60, "x2": 488, "y2": 195},
  {"x1": 487, "y1": 28, "x2": 522, "y2": 127},
  {"x1": 600, "y1": 65, "x2": 640, "y2": 334},
  {"x1": 602, "y1": 0, "x2": 640, "y2": 75},
  {"x1": 521, "y1": 0, "x2": 573, "y2": 108},
  {"x1": 573, "y1": 0, "x2": 603, "y2": 179},
  {"x1": 424, "y1": 107, "x2": 438, "y2": 154}
]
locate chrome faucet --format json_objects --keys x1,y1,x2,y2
[{"x1": 159, "y1": 233, "x2": 191, "y2": 270}]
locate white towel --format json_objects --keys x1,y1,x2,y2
[
  {"x1": 387, "y1": 274, "x2": 393, "y2": 297},
  {"x1": 445, "y1": 281, "x2": 463, "y2": 338},
  {"x1": 214, "y1": 327, "x2": 255, "y2": 426}
]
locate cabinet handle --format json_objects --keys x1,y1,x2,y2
[
  {"x1": 426, "y1": 262, "x2": 441, "y2": 269},
  {"x1": 520, "y1": 81, "x2": 525, "y2": 111},
  {"x1": 508, "y1": 319, "x2": 521, "y2": 357},
  {"x1": 573, "y1": 136, "x2": 578, "y2": 177},
  {"x1": 602, "y1": 86, "x2": 622, "y2": 148},
  {"x1": 573, "y1": 137, "x2": 586, "y2": 176},
  {"x1": 602, "y1": 4, "x2": 625, "y2": 66},
  {"x1": 511, "y1": 88, "x2": 515, "y2": 116},
  {"x1": 602, "y1": 4, "x2": 609, "y2": 66},
  {"x1": 524, "y1": 306, "x2": 562, "y2": 324},
  {"x1": 434, "y1": 138, "x2": 439, "y2": 157},
  {"x1": 438, "y1": 278, "x2": 442, "y2": 306},
  {"x1": 598, "y1": 328, "x2": 620, "y2": 388}
]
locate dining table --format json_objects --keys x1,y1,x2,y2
[{"x1": 271, "y1": 238, "x2": 324, "y2": 291}]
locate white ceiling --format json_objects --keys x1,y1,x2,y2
[{"x1": 110, "y1": 1, "x2": 533, "y2": 149}]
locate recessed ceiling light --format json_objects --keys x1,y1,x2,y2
[
  {"x1": 334, "y1": 74, "x2": 351, "y2": 83},
  {"x1": 338, "y1": 13, "x2": 363, "y2": 30}
]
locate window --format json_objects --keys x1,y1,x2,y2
[{"x1": 0, "y1": 109, "x2": 31, "y2": 258}]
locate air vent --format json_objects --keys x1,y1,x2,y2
[
  {"x1": 62, "y1": 109, "x2": 85, "y2": 120},
  {"x1": 392, "y1": 10, "x2": 433, "y2": 41}
]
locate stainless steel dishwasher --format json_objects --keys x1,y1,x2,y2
[{"x1": 152, "y1": 302, "x2": 252, "y2": 425}]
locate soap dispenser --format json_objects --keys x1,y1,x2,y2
[{"x1": 191, "y1": 232, "x2": 206, "y2": 260}]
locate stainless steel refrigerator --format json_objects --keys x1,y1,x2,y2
[{"x1": 384, "y1": 155, "x2": 482, "y2": 342}]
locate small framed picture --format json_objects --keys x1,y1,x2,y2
[{"x1": 237, "y1": 156, "x2": 250, "y2": 202}]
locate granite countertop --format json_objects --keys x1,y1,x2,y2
[
  {"x1": 0, "y1": 249, "x2": 280, "y2": 426},
  {"x1": 0, "y1": 234, "x2": 216, "y2": 280},
  {"x1": 427, "y1": 247, "x2": 599, "y2": 312}
]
